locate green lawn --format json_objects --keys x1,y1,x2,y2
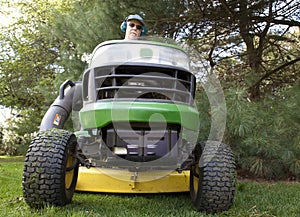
[{"x1": 0, "y1": 157, "x2": 299, "y2": 217}]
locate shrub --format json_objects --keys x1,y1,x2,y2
[{"x1": 224, "y1": 84, "x2": 300, "y2": 180}]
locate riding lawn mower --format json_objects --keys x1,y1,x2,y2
[{"x1": 22, "y1": 39, "x2": 236, "y2": 213}]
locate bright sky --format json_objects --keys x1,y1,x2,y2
[
  {"x1": 0, "y1": 107, "x2": 12, "y2": 126},
  {"x1": 0, "y1": 1, "x2": 21, "y2": 27}
]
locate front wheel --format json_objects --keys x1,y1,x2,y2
[
  {"x1": 22, "y1": 129, "x2": 79, "y2": 208},
  {"x1": 190, "y1": 141, "x2": 236, "y2": 213}
]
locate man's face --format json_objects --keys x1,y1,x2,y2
[{"x1": 125, "y1": 19, "x2": 143, "y2": 40}]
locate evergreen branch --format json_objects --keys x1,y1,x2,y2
[
  {"x1": 252, "y1": 57, "x2": 300, "y2": 88},
  {"x1": 252, "y1": 16, "x2": 300, "y2": 26}
]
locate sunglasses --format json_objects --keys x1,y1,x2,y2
[{"x1": 128, "y1": 22, "x2": 142, "y2": 30}]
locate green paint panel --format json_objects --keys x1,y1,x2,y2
[{"x1": 79, "y1": 101, "x2": 199, "y2": 130}]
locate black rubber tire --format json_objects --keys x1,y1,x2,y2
[
  {"x1": 22, "y1": 129, "x2": 79, "y2": 208},
  {"x1": 190, "y1": 141, "x2": 236, "y2": 213}
]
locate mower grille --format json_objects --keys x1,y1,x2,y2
[
  {"x1": 91, "y1": 65, "x2": 195, "y2": 105},
  {"x1": 105, "y1": 127, "x2": 179, "y2": 162}
]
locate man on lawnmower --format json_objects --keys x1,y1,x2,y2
[{"x1": 120, "y1": 14, "x2": 146, "y2": 40}]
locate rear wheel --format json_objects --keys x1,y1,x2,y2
[
  {"x1": 22, "y1": 129, "x2": 79, "y2": 208},
  {"x1": 190, "y1": 141, "x2": 236, "y2": 213}
]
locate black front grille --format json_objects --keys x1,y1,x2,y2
[
  {"x1": 103, "y1": 123, "x2": 180, "y2": 162},
  {"x1": 93, "y1": 65, "x2": 195, "y2": 105}
]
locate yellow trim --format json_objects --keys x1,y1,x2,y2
[
  {"x1": 65, "y1": 154, "x2": 74, "y2": 189},
  {"x1": 76, "y1": 167, "x2": 190, "y2": 193}
]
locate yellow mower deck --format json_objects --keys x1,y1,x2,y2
[{"x1": 75, "y1": 167, "x2": 190, "y2": 193}]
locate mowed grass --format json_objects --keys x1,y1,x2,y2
[{"x1": 0, "y1": 157, "x2": 299, "y2": 217}]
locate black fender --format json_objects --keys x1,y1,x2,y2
[{"x1": 40, "y1": 80, "x2": 83, "y2": 131}]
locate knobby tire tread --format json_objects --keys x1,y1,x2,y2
[{"x1": 22, "y1": 129, "x2": 78, "y2": 208}]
